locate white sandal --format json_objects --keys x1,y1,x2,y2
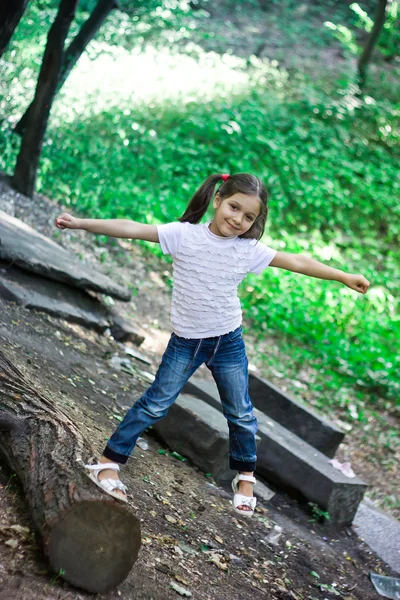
[
  {"x1": 231, "y1": 474, "x2": 257, "y2": 517},
  {"x1": 85, "y1": 463, "x2": 128, "y2": 503}
]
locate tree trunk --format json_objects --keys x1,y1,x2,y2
[
  {"x1": 357, "y1": 0, "x2": 388, "y2": 90},
  {"x1": 0, "y1": 350, "x2": 141, "y2": 593},
  {"x1": 11, "y1": 0, "x2": 79, "y2": 198},
  {"x1": 0, "y1": 0, "x2": 30, "y2": 59},
  {"x1": 14, "y1": 0, "x2": 118, "y2": 137}
]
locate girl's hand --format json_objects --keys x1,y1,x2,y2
[
  {"x1": 55, "y1": 213, "x2": 81, "y2": 230},
  {"x1": 343, "y1": 273, "x2": 370, "y2": 294}
]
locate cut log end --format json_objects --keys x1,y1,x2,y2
[{"x1": 46, "y1": 500, "x2": 141, "y2": 593}]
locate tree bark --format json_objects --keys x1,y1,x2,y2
[
  {"x1": 0, "y1": 0, "x2": 30, "y2": 59},
  {"x1": 0, "y1": 350, "x2": 141, "y2": 593},
  {"x1": 11, "y1": 0, "x2": 79, "y2": 198},
  {"x1": 357, "y1": 0, "x2": 388, "y2": 90},
  {"x1": 14, "y1": 0, "x2": 119, "y2": 137}
]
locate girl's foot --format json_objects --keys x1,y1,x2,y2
[
  {"x1": 237, "y1": 479, "x2": 254, "y2": 511},
  {"x1": 85, "y1": 459, "x2": 128, "y2": 502},
  {"x1": 231, "y1": 473, "x2": 257, "y2": 516},
  {"x1": 98, "y1": 457, "x2": 127, "y2": 499}
]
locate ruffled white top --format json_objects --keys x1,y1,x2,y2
[{"x1": 157, "y1": 222, "x2": 276, "y2": 339}]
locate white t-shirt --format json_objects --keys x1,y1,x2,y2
[{"x1": 157, "y1": 221, "x2": 276, "y2": 338}]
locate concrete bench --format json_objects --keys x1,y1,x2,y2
[
  {"x1": 248, "y1": 374, "x2": 344, "y2": 457},
  {"x1": 181, "y1": 378, "x2": 366, "y2": 526},
  {"x1": 152, "y1": 394, "x2": 232, "y2": 484},
  {"x1": 254, "y1": 410, "x2": 366, "y2": 526},
  {"x1": 184, "y1": 376, "x2": 344, "y2": 458}
]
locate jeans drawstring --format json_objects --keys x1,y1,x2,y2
[
  {"x1": 185, "y1": 338, "x2": 203, "y2": 371},
  {"x1": 206, "y1": 335, "x2": 222, "y2": 367}
]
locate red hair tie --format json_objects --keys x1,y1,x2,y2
[{"x1": 221, "y1": 174, "x2": 230, "y2": 181}]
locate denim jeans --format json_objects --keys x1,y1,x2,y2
[{"x1": 103, "y1": 326, "x2": 257, "y2": 472}]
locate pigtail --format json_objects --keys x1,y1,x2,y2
[
  {"x1": 179, "y1": 172, "x2": 269, "y2": 240},
  {"x1": 179, "y1": 174, "x2": 223, "y2": 224}
]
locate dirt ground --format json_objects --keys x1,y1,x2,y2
[
  {"x1": 0, "y1": 184, "x2": 397, "y2": 600},
  {"x1": 0, "y1": 298, "x2": 393, "y2": 600}
]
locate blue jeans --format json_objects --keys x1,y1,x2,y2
[{"x1": 103, "y1": 326, "x2": 257, "y2": 472}]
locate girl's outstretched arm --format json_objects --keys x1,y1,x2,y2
[
  {"x1": 55, "y1": 213, "x2": 159, "y2": 243},
  {"x1": 269, "y1": 251, "x2": 370, "y2": 294}
]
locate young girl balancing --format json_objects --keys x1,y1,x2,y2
[{"x1": 55, "y1": 173, "x2": 370, "y2": 517}]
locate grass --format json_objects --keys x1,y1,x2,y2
[{"x1": 27, "y1": 81, "x2": 399, "y2": 408}]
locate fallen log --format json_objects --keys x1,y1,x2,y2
[{"x1": 0, "y1": 350, "x2": 141, "y2": 593}]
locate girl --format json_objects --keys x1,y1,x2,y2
[{"x1": 55, "y1": 173, "x2": 370, "y2": 517}]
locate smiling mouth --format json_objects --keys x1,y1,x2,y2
[{"x1": 227, "y1": 222, "x2": 240, "y2": 230}]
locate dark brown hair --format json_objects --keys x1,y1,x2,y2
[{"x1": 179, "y1": 173, "x2": 268, "y2": 240}]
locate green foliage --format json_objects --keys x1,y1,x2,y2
[
  {"x1": 380, "y1": 0, "x2": 400, "y2": 59},
  {"x1": 351, "y1": 1, "x2": 400, "y2": 59},
  {"x1": 308, "y1": 502, "x2": 331, "y2": 523},
  {"x1": 325, "y1": 1, "x2": 400, "y2": 60},
  {"x1": 50, "y1": 567, "x2": 66, "y2": 586},
  {"x1": 323, "y1": 21, "x2": 359, "y2": 55},
  {"x1": 37, "y1": 80, "x2": 399, "y2": 402}
]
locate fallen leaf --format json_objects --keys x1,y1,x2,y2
[
  {"x1": 156, "y1": 534, "x2": 176, "y2": 545},
  {"x1": 10, "y1": 525, "x2": 30, "y2": 537},
  {"x1": 310, "y1": 571, "x2": 320, "y2": 579},
  {"x1": 319, "y1": 583, "x2": 341, "y2": 596},
  {"x1": 0, "y1": 525, "x2": 30, "y2": 538},
  {"x1": 250, "y1": 569, "x2": 265, "y2": 581},
  {"x1": 173, "y1": 546, "x2": 184, "y2": 557},
  {"x1": 165, "y1": 515, "x2": 177, "y2": 524},
  {"x1": 155, "y1": 562, "x2": 173, "y2": 575},
  {"x1": 178, "y1": 541, "x2": 197, "y2": 555},
  {"x1": 200, "y1": 544, "x2": 211, "y2": 552},
  {"x1": 169, "y1": 452, "x2": 187, "y2": 462},
  {"x1": 169, "y1": 581, "x2": 192, "y2": 597},
  {"x1": 214, "y1": 535, "x2": 224, "y2": 544},
  {"x1": 208, "y1": 553, "x2": 229, "y2": 571}
]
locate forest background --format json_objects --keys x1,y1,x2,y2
[{"x1": 0, "y1": 0, "x2": 399, "y2": 516}]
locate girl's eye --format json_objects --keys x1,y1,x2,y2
[
  {"x1": 230, "y1": 204, "x2": 237, "y2": 210},
  {"x1": 246, "y1": 216, "x2": 254, "y2": 222}
]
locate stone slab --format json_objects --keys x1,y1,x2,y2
[
  {"x1": 183, "y1": 377, "x2": 366, "y2": 526},
  {"x1": 353, "y1": 498, "x2": 400, "y2": 573},
  {"x1": 253, "y1": 479, "x2": 275, "y2": 503},
  {"x1": 109, "y1": 311, "x2": 145, "y2": 346},
  {"x1": 249, "y1": 375, "x2": 345, "y2": 457},
  {"x1": 152, "y1": 394, "x2": 232, "y2": 483},
  {"x1": 0, "y1": 210, "x2": 130, "y2": 301},
  {"x1": 254, "y1": 410, "x2": 366, "y2": 526},
  {"x1": 0, "y1": 265, "x2": 109, "y2": 331}
]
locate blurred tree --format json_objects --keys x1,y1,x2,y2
[
  {"x1": 12, "y1": 0, "x2": 79, "y2": 197},
  {"x1": 11, "y1": 0, "x2": 166, "y2": 197},
  {"x1": 189, "y1": 0, "x2": 213, "y2": 15},
  {"x1": 14, "y1": 0, "x2": 119, "y2": 136},
  {"x1": 0, "y1": 1, "x2": 30, "y2": 58},
  {"x1": 357, "y1": 0, "x2": 388, "y2": 89}
]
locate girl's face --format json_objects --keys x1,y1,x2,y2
[{"x1": 210, "y1": 192, "x2": 261, "y2": 237}]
